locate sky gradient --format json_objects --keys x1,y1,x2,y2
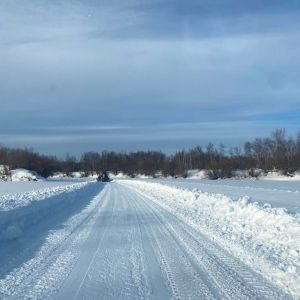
[{"x1": 1, "y1": 0, "x2": 300, "y2": 156}]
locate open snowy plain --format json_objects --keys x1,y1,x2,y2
[{"x1": 0, "y1": 178, "x2": 299, "y2": 299}]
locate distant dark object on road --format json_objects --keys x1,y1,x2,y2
[{"x1": 97, "y1": 171, "x2": 111, "y2": 182}]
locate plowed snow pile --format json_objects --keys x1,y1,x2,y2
[
  {"x1": 0, "y1": 181, "x2": 89, "y2": 211},
  {"x1": 0, "y1": 182, "x2": 90, "y2": 241},
  {"x1": 121, "y1": 180, "x2": 300, "y2": 297}
]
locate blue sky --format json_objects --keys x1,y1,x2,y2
[{"x1": 0, "y1": 0, "x2": 300, "y2": 156}]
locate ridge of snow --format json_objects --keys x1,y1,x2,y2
[
  {"x1": 0, "y1": 181, "x2": 90, "y2": 211},
  {"x1": 0, "y1": 181, "x2": 91, "y2": 243},
  {"x1": 10, "y1": 169, "x2": 42, "y2": 182}
]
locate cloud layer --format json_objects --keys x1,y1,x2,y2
[{"x1": 0, "y1": 0, "x2": 299, "y2": 155}]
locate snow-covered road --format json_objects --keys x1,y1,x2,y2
[{"x1": 0, "y1": 181, "x2": 296, "y2": 299}]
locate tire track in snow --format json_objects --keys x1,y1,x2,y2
[
  {"x1": 125, "y1": 188, "x2": 171, "y2": 300},
  {"x1": 123, "y1": 192, "x2": 151, "y2": 300},
  {"x1": 121, "y1": 182, "x2": 292, "y2": 300},
  {"x1": 71, "y1": 184, "x2": 150, "y2": 300},
  {"x1": 72, "y1": 185, "x2": 115, "y2": 300},
  {"x1": 126, "y1": 185, "x2": 218, "y2": 300}
]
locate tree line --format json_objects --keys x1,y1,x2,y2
[{"x1": 0, "y1": 129, "x2": 299, "y2": 179}]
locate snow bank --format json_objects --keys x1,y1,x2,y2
[
  {"x1": 0, "y1": 182, "x2": 89, "y2": 211},
  {"x1": 185, "y1": 169, "x2": 211, "y2": 179},
  {"x1": 109, "y1": 172, "x2": 130, "y2": 179},
  {"x1": 108, "y1": 172, "x2": 152, "y2": 179},
  {"x1": 0, "y1": 182, "x2": 91, "y2": 241},
  {"x1": 10, "y1": 169, "x2": 43, "y2": 182},
  {"x1": 121, "y1": 180, "x2": 300, "y2": 297},
  {"x1": 261, "y1": 171, "x2": 300, "y2": 181},
  {"x1": 294, "y1": 171, "x2": 300, "y2": 181},
  {"x1": 182, "y1": 169, "x2": 300, "y2": 181},
  {"x1": 184, "y1": 169, "x2": 262, "y2": 180},
  {"x1": 135, "y1": 174, "x2": 152, "y2": 179},
  {"x1": 185, "y1": 169, "x2": 251, "y2": 179},
  {"x1": 49, "y1": 172, "x2": 87, "y2": 179},
  {"x1": 71, "y1": 171, "x2": 85, "y2": 178},
  {"x1": 50, "y1": 172, "x2": 67, "y2": 179}
]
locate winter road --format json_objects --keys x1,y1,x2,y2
[{"x1": 0, "y1": 181, "x2": 292, "y2": 299}]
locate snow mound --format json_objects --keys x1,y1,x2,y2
[
  {"x1": 108, "y1": 172, "x2": 129, "y2": 179},
  {"x1": 261, "y1": 171, "x2": 300, "y2": 181},
  {"x1": 11, "y1": 169, "x2": 42, "y2": 182},
  {"x1": 49, "y1": 172, "x2": 67, "y2": 179},
  {"x1": 135, "y1": 174, "x2": 152, "y2": 179},
  {"x1": 0, "y1": 181, "x2": 90, "y2": 211},
  {"x1": 71, "y1": 171, "x2": 85, "y2": 178},
  {"x1": 109, "y1": 172, "x2": 151, "y2": 179},
  {"x1": 186, "y1": 169, "x2": 210, "y2": 179},
  {"x1": 121, "y1": 180, "x2": 300, "y2": 297}
]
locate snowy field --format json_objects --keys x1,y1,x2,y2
[
  {"x1": 0, "y1": 178, "x2": 299, "y2": 299},
  {"x1": 145, "y1": 178, "x2": 300, "y2": 214}
]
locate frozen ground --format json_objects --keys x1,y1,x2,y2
[{"x1": 0, "y1": 179, "x2": 298, "y2": 299}]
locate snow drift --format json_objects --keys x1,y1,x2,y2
[{"x1": 10, "y1": 169, "x2": 43, "y2": 182}]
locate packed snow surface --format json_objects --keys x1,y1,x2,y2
[{"x1": 0, "y1": 179, "x2": 298, "y2": 299}]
